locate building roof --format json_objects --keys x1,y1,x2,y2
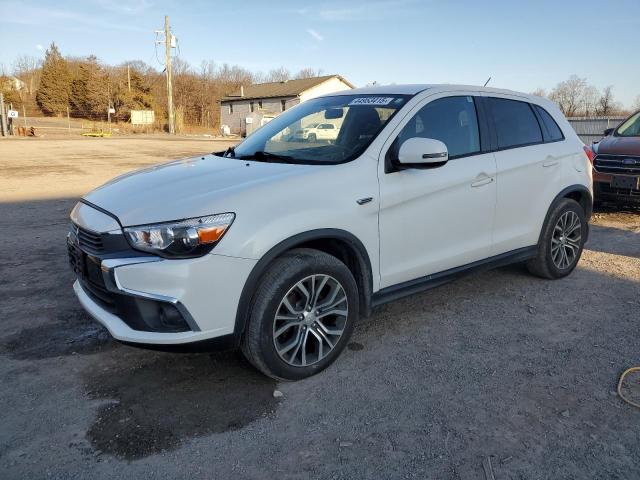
[{"x1": 221, "y1": 75, "x2": 353, "y2": 102}]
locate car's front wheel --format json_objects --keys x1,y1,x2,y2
[
  {"x1": 527, "y1": 198, "x2": 587, "y2": 279},
  {"x1": 241, "y1": 248, "x2": 358, "y2": 380}
]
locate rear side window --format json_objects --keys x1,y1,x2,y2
[
  {"x1": 534, "y1": 105, "x2": 564, "y2": 142},
  {"x1": 488, "y1": 98, "x2": 543, "y2": 149},
  {"x1": 394, "y1": 96, "x2": 480, "y2": 159}
]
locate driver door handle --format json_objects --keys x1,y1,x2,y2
[{"x1": 471, "y1": 176, "x2": 494, "y2": 188}]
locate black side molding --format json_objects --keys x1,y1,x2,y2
[{"x1": 372, "y1": 246, "x2": 537, "y2": 307}]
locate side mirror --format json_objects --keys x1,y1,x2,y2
[
  {"x1": 325, "y1": 108, "x2": 344, "y2": 120},
  {"x1": 604, "y1": 128, "x2": 614, "y2": 136},
  {"x1": 398, "y1": 137, "x2": 448, "y2": 165}
]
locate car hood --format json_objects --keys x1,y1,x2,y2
[
  {"x1": 595, "y1": 135, "x2": 640, "y2": 156},
  {"x1": 83, "y1": 154, "x2": 310, "y2": 226}
]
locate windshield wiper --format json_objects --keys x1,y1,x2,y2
[{"x1": 238, "y1": 151, "x2": 296, "y2": 163}]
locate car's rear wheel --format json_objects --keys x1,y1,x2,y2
[
  {"x1": 527, "y1": 198, "x2": 587, "y2": 279},
  {"x1": 241, "y1": 248, "x2": 358, "y2": 380},
  {"x1": 308, "y1": 133, "x2": 317, "y2": 142}
]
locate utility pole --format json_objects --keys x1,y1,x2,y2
[
  {"x1": 127, "y1": 64, "x2": 131, "y2": 92},
  {"x1": 157, "y1": 15, "x2": 175, "y2": 134}
]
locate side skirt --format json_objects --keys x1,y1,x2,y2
[{"x1": 371, "y1": 246, "x2": 537, "y2": 308}]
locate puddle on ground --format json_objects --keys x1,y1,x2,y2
[
  {"x1": 1, "y1": 310, "x2": 117, "y2": 360},
  {"x1": 85, "y1": 351, "x2": 277, "y2": 460}
]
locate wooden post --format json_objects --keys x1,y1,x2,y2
[
  {"x1": 67, "y1": 106, "x2": 71, "y2": 135},
  {"x1": 8, "y1": 103, "x2": 14, "y2": 135},
  {"x1": 23, "y1": 104, "x2": 27, "y2": 128},
  {"x1": 0, "y1": 93, "x2": 7, "y2": 136}
]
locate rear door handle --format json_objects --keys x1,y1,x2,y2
[{"x1": 471, "y1": 176, "x2": 494, "y2": 188}]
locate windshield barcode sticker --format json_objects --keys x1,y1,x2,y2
[{"x1": 348, "y1": 97, "x2": 395, "y2": 106}]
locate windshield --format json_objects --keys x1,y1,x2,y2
[
  {"x1": 230, "y1": 94, "x2": 410, "y2": 164},
  {"x1": 616, "y1": 111, "x2": 640, "y2": 137}
]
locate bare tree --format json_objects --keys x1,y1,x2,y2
[
  {"x1": 635, "y1": 95, "x2": 640, "y2": 111},
  {"x1": 531, "y1": 88, "x2": 547, "y2": 98},
  {"x1": 295, "y1": 67, "x2": 323, "y2": 79},
  {"x1": 265, "y1": 67, "x2": 290, "y2": 82},
  {"x1": 549, "y1": 75, "x2": 587, "y2": 117},
  {"x1": 582, "y1": 85, "x2": 599, "y2": 117},
  {"x1": 12, "y1": 55, "x2": 42, "y2": 96},
  {"x1": 595, "y1": 86, "x2": 616, "y2": 116}
]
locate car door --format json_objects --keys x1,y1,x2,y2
[
  {"x1": 483, "y1": 95, "x2": 566, "y2": 255},
  {"x1": 378, "y1": 94, "x2": 497, "y2": 289}
]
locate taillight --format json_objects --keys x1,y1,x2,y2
[{"x1": 583, "y1": 145, "x2": 595, "y2": 165}]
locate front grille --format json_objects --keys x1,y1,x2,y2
[
  {"x1": 78, "y1": 226, "x2": 104, "y2": 252},
  {"x1": 72, "y1": 224, "x2": 105, "y2": 254},
  {"x1": 594, "y1": 154, "x2": 640, "y2": 175},
  {"x1": 81, "y1": 277, "x2": 117, "y2": 312}
]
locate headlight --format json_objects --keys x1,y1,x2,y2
[{"x1": 124, "y1": 213, "x2": 235, "y2": 258}]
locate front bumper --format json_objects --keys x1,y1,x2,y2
[
  {"x1": 593, "y1": 171, "x2": 640, "y2": 205},
  {"x1": 72, "y1": 253, "x2": 257, "y2": 346}
]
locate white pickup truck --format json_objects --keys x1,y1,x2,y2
[{"x1": 293, "y1": 122, "x2": 339, "y2": 142}]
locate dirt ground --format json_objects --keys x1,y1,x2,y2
[{"x1": 0, "y1": 136, "x2": 639, "y2": 479}]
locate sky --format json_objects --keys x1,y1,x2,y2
[{"x1": 1, "y1": 0, "x2": 639, "y2": 107}]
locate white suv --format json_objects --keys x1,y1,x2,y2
[{"x1": 68, "y1": 85, "x2": 593, "y2": 380}]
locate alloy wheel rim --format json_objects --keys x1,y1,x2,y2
[
  {"x1": 272, "y1": 274, "x2": 348, "y2": 367},
  {"x1": 551, "y1": 211, "x2": 582, "y2": 269}
]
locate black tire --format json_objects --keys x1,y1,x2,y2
[
  {"x1": 241, "y1": 248, "x2": 359, "y2": 380},
  {"x1": 527, "y1": 198, "x2": 587, "y2": 279},
  {"x1": 308, "y1": 133, "x2": 317, "y2": 142}
]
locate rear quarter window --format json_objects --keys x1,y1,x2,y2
[
  {"x1": 534, "y1": 105, "x2": 564, "y2": 142},
  {"x1": 488, "y1": 97, "x2": 543, "y2": 149}
]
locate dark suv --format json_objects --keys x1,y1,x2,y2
[{"x1": 592, "y1": 110, "x2": 640, "y2": 206}]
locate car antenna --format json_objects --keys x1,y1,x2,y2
[{"x1": 483, "y1": 77, "x2": 492, "y2": 87}]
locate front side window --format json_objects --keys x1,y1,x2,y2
[
  {"x1": 230, "y1": 94, "x2": 410, "y2": 164},
  {"x1": 489, "y1": 97, "x2": 542, "y2": 149},
  {"x1": 392, "y1": 96, "x2": 480, "y2": 159},
  {"x1": 616, "y1": 111, "x2": 640, "y2": 137}
]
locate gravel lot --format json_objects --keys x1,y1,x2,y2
[{"x1": 1, "y1": 136, "x2": 639, "y2": 479}]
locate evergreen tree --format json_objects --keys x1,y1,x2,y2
[
  {"x1": 70, "y1": 56, "x2": 110, "y2": 119},
  {"x1": 113, "y1": 66, "x2": 155, "y2": 121},
  {"x1": 36, "y1": 43, "x2": 71, "y2": 116}
]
